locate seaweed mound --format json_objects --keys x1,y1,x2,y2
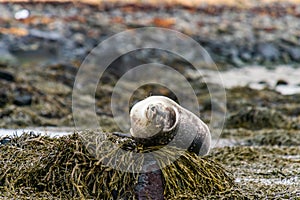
[{"x1": 0, "y1": 132, "x2": 234, "y2": 199}]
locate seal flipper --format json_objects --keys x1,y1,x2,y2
[
  {"x1": 188, "y1": 132, "x2": 202, "y2": 155},
  {"x1": 188, "y1": 132, "x2": 210, "y2": 156}
]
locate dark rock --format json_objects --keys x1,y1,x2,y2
[
  {"x1": 276, "y1": 79, "x2": 288, "y2": 86},
  {"x1": 279, "y1": 44, "x2": 300, "y2": 62},
  {"x1": 135, "y1": 155, "x2": 164, "y2": 200},
  {"x1": 258, "y1": 81, "x2": 267, "y2": 84},
  {"x1": 0, "y1": 89, "x2": 8, "y2": 107},
  {"x1": 0, "y1": 70, "x2": 15, "y2": 82},
  {"x1": 255, "y1": 43, "x2": 280, "y2": 61},
  {"x1": 0, "y1": 106, "x2": 14, "y2": 118},
  {"x1": 288, "y1": 47, "x2": 300, "y2": 61},
  {"x1": 0, "y1": 137, "x2": 11, "y2": 145},
  {"x1": 239, "y1": 51, "x2": 252, "y2": 62},
  {"x1": 13, "y1": 94, "x2": 32, "y2": 106},
  {"x1": 239, "y1": 46, "x2": 254, "y2": 62},
  {"x1": 0, "y1": 47, "x2": 18, "y2": 67}
]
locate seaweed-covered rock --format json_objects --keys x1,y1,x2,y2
[
  {"x1": 208, "y1": 146, "x2": 300, "y2": 199},
  {"x1": 225, "y1": 106, "x2": 293, "y2": 130},
  {"x1": 245, "y1": 129, "x2": 300, "y2": 146},
  {"x1": 0, "y1": 132, "x2": 234, "y2": 199}
]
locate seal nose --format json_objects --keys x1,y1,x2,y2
[{"x1": 146, "y1": 104, "x2": 157, "y2": 120}]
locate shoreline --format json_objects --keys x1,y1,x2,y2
[{"x1": 196, "y1": 65, "x2": 300, "y2": 95}]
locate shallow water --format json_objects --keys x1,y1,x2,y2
[{"x1": 191, "y1": 65, "x2": 300, "y2": 95}]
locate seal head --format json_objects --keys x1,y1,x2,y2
[
  {"x1": 130, "y1": 102, "x2": 178, "y2": 138},
  {"x1": 130, "y1": 96, "x2": 211, "y2": 155}
]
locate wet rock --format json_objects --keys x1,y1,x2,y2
[
  {"x1": 0, "y1": 70, "x2": 15, "y2": 82},
  {"x1": 255, "y1": 43, "x2": 280, "y2": 62},
  {"x1": 279, "y1": 44, "x2": 300, "y2": 62},
  {"x1": 0, "y1": 47, "x2": 18, "y2": 67},
  {"x1": 288, "y1": 47, "x2": 300, "y2": 61},
  {"x1": 13, "y1": 93, "x2": 32, "y2": 106},
  {"x1": 135, "y1": 155, "x2": 164, "y2": 200},
  {"x1": 0, "y1": 137, "x2": 11, "y2": 145}
]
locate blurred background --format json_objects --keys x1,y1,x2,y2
[
  {"x1": 1, "y1": 1, "x2": 300, "y2": 199},
  {"x1": 0, "y1": 0, "x2": 300, "y2": 130}
]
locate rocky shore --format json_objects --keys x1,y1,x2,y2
[
  {"x1": 0, "y1": 1, "x2": 300, "y2": 199},
  {"x1": 1, "y1": 1, "x2": 300, "y2": 128},
  {"x1": 1, "y1": 2, "x2": 300, "y2": 69}
]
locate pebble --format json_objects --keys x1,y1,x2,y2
[
  {"x1": 14, "y1": 9, "x2": 30, "y2": 20},
  {"x1": 276, "y1": 79, "x2": 288, "y2": 86},
  {"x1": 13, "y1": 94, "x2": 32, "y2": 106},
  {"x1": 0, "y1": 137, "x2": 11, "y2": 145},
  {"x1": 0, "y1": 70, "x2": 15, "y2": 82}
]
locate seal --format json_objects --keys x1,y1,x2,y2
[{"x1": 129, "y1": 96, "x2": 211, "y2": 155}]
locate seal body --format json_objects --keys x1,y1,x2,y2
[{"x1": 130, "y1": 96, "x2": 211, "y2": 155}]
